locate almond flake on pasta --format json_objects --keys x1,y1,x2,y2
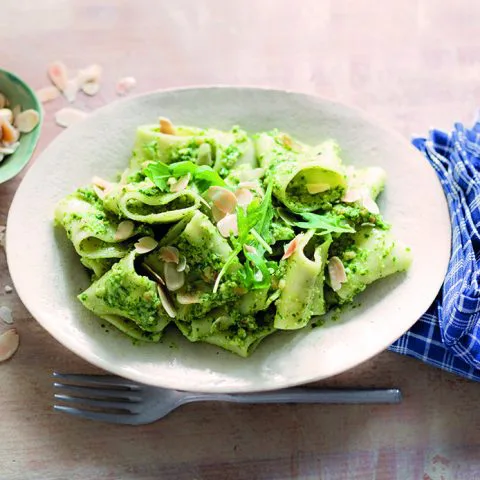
[
  {"x1": 114, "y1": 221, "x2": 134, "y2": 241},
  {"x1": 234, "y1": 187, "x2": 254, "y2": 207},
  {"x1": 328, "y1": 256, "x2": 347, "y2": 292},
  {"x1": 217, "y1": 213, "x2": 238, "y2": 238},
  {"x1": 163, "y1": 262, "x2": 185, "y2": 291},
  {"x1": 134, "y1": 236, "x2": 158, "y2": 254},
  {"x1": 159, "y1": 246, "x2": 180, "y2": 264},
  {"x1": 176, "y1": 291, "x2": 201, "y2": 305},
  {"x1": 81, "y1": 82, "x2": 100, "y2": 96},
  {"x1": 159, "y1": 117, "x2": 175, "y2": 135},
  {"x1": 157, "y1": 285, "x2": 176, "y2": 318}
]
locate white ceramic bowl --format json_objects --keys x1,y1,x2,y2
[{"x1": 6, "y1": 87, "x2": 451, "y2": 392}]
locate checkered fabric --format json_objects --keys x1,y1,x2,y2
[{"x1": 388, "y1": 122, "x2": 480, "y2": 381}]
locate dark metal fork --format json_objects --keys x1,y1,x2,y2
[{"x1": 53, "y1": 372, "x2": 402, "y2": 425}]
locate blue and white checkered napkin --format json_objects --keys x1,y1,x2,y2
[{"x1": 388, "y1": 120, "x2": 480, "y2": 381}]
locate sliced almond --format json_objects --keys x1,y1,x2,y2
[
  {"x1": 170, "y1": 173, "x2": 191, "y2": 193},
  {"x1": 92, "y1": 176, "x2": 112, "y2": 190},
  {"x1": 176, "y1": 255, "x2": 187, "y2": 272},
  {"x1": 93, "y1": 185, "x2": 106, "y2": 199},
  {"x1": 306, "y1": 183, "x2": 330, "y2": 194},
  {"x1": 0, "y1": 329, "x2": 19, "y2": 362},
  {"x1": 12, "y1": 105, "x2": 21, "y2": 121},
  {"x1": 4, "y1": 285, "x2": 13, "y2": 294},
  {"x1": 48, "y1": 60, "x2": 69, "y2": 92},
  {"x1": 159, "y1": 246, "x2": 180, "y2": 264},
  {"x1": 63, "y1": 78, "x2": 79, "y2": 103},
  {"x1": 211, "y1": 204, "x2": 227, "y2": 222},
  {"x1": 244, "y1": 244, "x2": 257, "y2": 255},
  {"x1": 116, "y1": 76, "x2": 136, "y2": 96},
  {"x1": 328, "y1": 256, "x2": 347, "y2": 292},
  {"x1": 164, "y1": 262, "x2": 185, "y2": 291},
  {"x1": 1, "y1": 121, "x2": 19, "y2": 145},
  {"x1": 235, "y1": 187, "x2": 254, "y2": 206},
  {"x1": 55, "y1": 108, "x2": 88, "y2": 128},
  {"x1": 0, "y1": 142, "x2": 20, "y2": 155},
  {"x1": 217, "y1": 213, "x2": 238, "y2": 237},
  {"x1": 0, "y1": 108, "x2": 13, "y2": 123},
  {"x1": 15, "y1": 109, "x2": 40, "y2": 133},
  {"x1": 81, "y1": 81, "x2": 100, "y2": 96},
  {"x1": 36, "y1": 85, "x2": 60, "y2": 103},
  {"x1": 282, "y1": 235, "x2": 300, "y2": 260},
  {"x1": 78, "y1": 64, "x2": 102, "y2": 85},
  {"x1": 157, "y1": 285, "x2": 176, "y2": 318},
  {"x1": 114, "y1": 220, "x2": 134, "y2": 241},
  {"x1": 141, "y1": 262, "x2": 165, "y2": 286},
  {"x1": 342, "y1": 189, "x2": 363, "y2": 203},
  {"x1": 176, "y1": 291, "x2": 201, "y2": 305},
  {"x1": 360, "y1": 196, "x2": 380, "y2": 214},
  {"x1": 135, "y1": 236, "x2": 158, "y2": 255},
  {"x1": 0, "y1": 93, "x2": 6, "y2": 109},
  {"x1": 0, "y1": 306, "x2": 13, "y2": 325},
  {"x1": 206, "y1": 186, "x2": 237, "y2": 214},
  {"x1": 159, "y1": 117, "x2": 175, "y2": 135}
]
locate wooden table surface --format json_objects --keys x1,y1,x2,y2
[{"x1": 1, "y1": 1, "x2": 480, "y2": 479}]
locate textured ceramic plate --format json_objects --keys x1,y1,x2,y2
[
  {"x1": 0, "y1": 69, "x2": 42, "y2": 184},
  {"x1": 6, "y1": 87, "x2": 451, "y2": 392}
]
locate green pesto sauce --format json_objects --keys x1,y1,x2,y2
[
  {"x1": 94, "y1": 263, "x2": 161, "y2": 329},
  {"x1": 125, "y1": 197, "x2": 192, "y2": 216},
  {"x1": 286, "y1": 180, "x2": 344, "y2": 211}
]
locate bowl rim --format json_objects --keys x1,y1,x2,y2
[{"x1": 0, "y1": 68, "x2": 43, "y2": 185}]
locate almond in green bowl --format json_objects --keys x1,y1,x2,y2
[{"x1": 0, "y1": 68, "x2": 42, "y2": 184}]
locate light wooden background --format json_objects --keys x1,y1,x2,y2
[{"x1": 1, "y1": 1, "x2": 480, "y2": 479}]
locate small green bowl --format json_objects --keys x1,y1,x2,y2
[{"x1": 0, "y1": 69, "x2": 43, "y2": 184}]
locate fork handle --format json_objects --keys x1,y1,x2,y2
[{"x1": 187, "y1": 388, "x2": 402, "y2": 405}]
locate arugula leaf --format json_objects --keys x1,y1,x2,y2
[
  {"x1": 144, "y1": 162, "x2": 171, "y2": 192},
  {"x1": 169, "y1": 161, "x2": 198, "y2": 177},
  {"x1": 277, "y1": 208, "x2": 355, "y2": 234},
  {"x1": 195, "y1": 166, "x2": 226, "y2": 190}
]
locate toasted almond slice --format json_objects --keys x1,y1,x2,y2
[
  {"x1": 207, "y1": 186, "x2": 237, "y2": 214},
  {"x1": 176, "y1": 291, "x2": 201, "y2": 305},
  {"x1": 157, "y1": 285, "x2": 176, "y2": 318},
  {"x1": 0, "y1": 93, "x2": 6, "y2": 109},
  {"x1": 15, "y1": 109, "x2": 40, "y2": 133},
  {"x1": 159, "y1": 117, "x2": 175, "y2": 135},
  {"x1": 235, "y1": 187, "x2": 254, "y2": 206},
  {"x1": 0, "y1": 108, "x2": 13, "y2": 123},
  {"x1": 306, "y1": 183, "x2": 330, "y2": 194},
  {"x1": 36, "y1": 85, "x2": 61, "y2": 103},
  {"x1": 92, "y1": 176, "x2": 112, "y2": 190},
  {"x1": 93, "y1": 185, "x2": 106, "y2": 199},
  {"x1": 0, "y1": 329, "x2": 19, "y2": 362},
  {"x1": 135, "y1": 236, "x2": 158, "y2": 255},
  {"x1": 1, "y1": 121, "x2": 19, "y2": 145},
  {"x1": 116, "y1": 76, "x2": 136, "y2": 96},
  {"x1": 141, "y1": 262, "x2": 165, "y2": 286},
  {"x1": 176, "y1": 255, "x2": 187, "y2": 272},
  {"x1": 48, "y1": 60, "x2": 69, "y2": 92},
  {"x1": 159, "y1": 246, "x2": 180, "y2": 264},
  {"x1": 282, "y1": 235, "x2": 300, "y2": 260},
  {"x1": 63, "y1": 78, "x2": 79, "y2": 103},
  {"x1": 170, "y1": 173, "x2": 191, "y2": 193},
  {"x1": 82, "y1": 81, "x2": 100, "y2": 96},
  {"x1": 217, "y1": 213, "x2": 238, "y2": 237},
  {"x1": 341, "y1": 189, "x2": 362, "y2": 203},
  {"x1": 78, "y1": 64, "x2": 102, "y2": 85},
  {"x1": 164, "y1": 262, "x2": 185, "y2": 291},
  {"x1": 114, "y1": 220, "x2": 134, "y2": 241},
  {"x1": 244, "y1": 244, "x2": 257, "y2": 255},
  {"x1": 360, "y1": 196, "x2": 380, "y2": 214},
  {"x1": 0, "y1": 306, "x2": 13, "y2": 325},
  {"x1": 0, "y1": 142, "x2": 20, "y2": 155},
  {"x1": 55, "y1": 108, "x2": 88, "y2": 128},
  {"x1": 211, "y1": 204, "x2": 227, "y2": 222},
  {"x1": 238, "y1": 181, "x2": 258, "y2": 189},
  {"x1": 328, "y1": 256, "x2": 347, "y2": 292}
]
